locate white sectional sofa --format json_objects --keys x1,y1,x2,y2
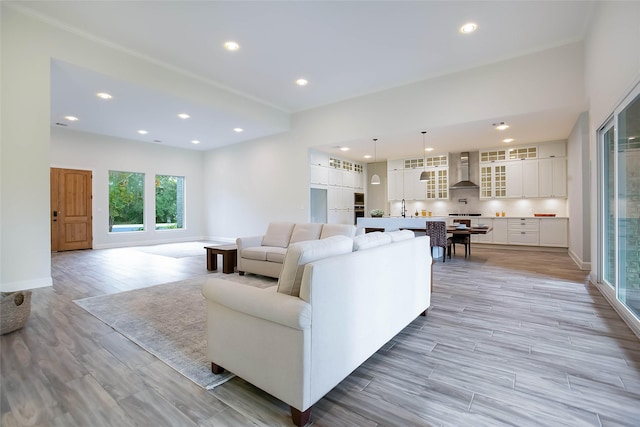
[
  {"x1": 236, "y1": 222, "x2": 357, "y2": 278},
  {"x1": 202, "y1": 230, "x2": 431, "y2": 426}
]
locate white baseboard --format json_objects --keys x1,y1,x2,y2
[
  {"x1": 568, "y1": 248, "x2": 592, "y2": 271},
  {"x1": 205, "y1": 236, "x2": 236, "y2": 244},
  {"x1": 1, "y1": 276, "x2": 53, "y2": 292},
  {"x1": 93, "y1": 235, "x2": 208, "y2": 250},
  {"x1": 594, "y1": 280, "x2": 640, "y2": 340}
]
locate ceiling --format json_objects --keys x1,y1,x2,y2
[{"x1": 11, "y1": 0, "x2": 596, "y2": 159}]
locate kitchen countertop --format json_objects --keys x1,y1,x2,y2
[{"x1": 357, "y1": 216, "x2": 447, "y2": 231}]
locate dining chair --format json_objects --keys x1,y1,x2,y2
[
  {"x1": 451, "y1": 219, "x2": 471, "y2": 257},
  {"x1": 425, "y1": 221, "x2": 451, "y2": 262}
]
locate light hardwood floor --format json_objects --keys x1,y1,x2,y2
[{"x1": 2, "y1": 243, "x2": 640, "y2": 426}]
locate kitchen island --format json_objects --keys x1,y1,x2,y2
[{"x1": 357, "y1": 216, "x2": 447, "y2": 231}]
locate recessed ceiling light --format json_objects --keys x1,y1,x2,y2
[
  {"x1": 177, "y1": 113, "x2": 190, "y2": 119},
  {"x1": 425, "y1": 147, "x2": 434, "y2": 152},
  {"x1": 191, "y1": 140, "x2": 201, "y2": 144},
  {"x1": 233, "y1": 128, "x2": 243, "y2": 133},
  {"x1": 493, "y1": 122, "x2": 509, "y2": 131},
  {"x1": 364, "y1": 155, "x2": 372, "y2": 159},
  {"x1": 96, "y1": 92, "x2": 112, "y2": 99},
  {"x1": 503, "y1": 138, "x2": 514, "y2": 143},
  {"x1": 296, "y1": 78, "x2": 309, "y2": 86},
  {"x1": 224, "y1": 41, "x2": 239, "y2": 51},
  {"x1": 340, "y1": 147, "x2": 350, "y2": 152},
  {"x1": 64, "y1": 115, "x2": 79, "y2": 121},
  {"x1": 460, "y1": 23, "x2": 477, "y2": 34},
  {"x1": 137, "y1": 130, "x2": 148, "y2": 135}
]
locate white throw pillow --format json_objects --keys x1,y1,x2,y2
[
  {"x1": 352, "y1": 232, "x2": 393, "y2": 251},
  {"x1": 277, "y1": 235, "x2": 353, "y2": 297},
  {"x1": 289, "y1": 223, "x2": 323, "y2": 244},
  {"x1": 385, "y1": 230, "x2": 415, "y2": 242},
  {"x1": 261, "y1": 222, "x2": 295, "y2": 248}
]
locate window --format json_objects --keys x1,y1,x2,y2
[
  {"x1": 109, "y1": 171, "x2": 144, "y2": 232},
  {"x1": 155, "y1": 175, "x2": 185, "y2": 230}
]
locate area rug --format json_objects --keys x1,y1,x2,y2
[{"x1": 74, "y1": 273, "x2": 277, "y2": 390}]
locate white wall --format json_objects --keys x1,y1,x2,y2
[
  {"x1": 567, "y1": 112, "x2": 591, "y2": 269},
  {"x1": 584, "y1": 1, "x2": 640, "y2": 336},
  {"x1": 1, "y1": 7, "x2": 54, "y2": 291},
  {"x1": 50, "y1": 127, "x2": 206, "y2": 248}
]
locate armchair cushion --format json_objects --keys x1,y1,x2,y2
[
  {"x1": 262, "y1": 222, "x2": 296, "y2": 248},
  {"x1": 319, "y1": 224, "x2": 356, "y2": 239},
  {"x1": 242, "y1": 246, "x2": 270, "y2": 261},
  {"x1": 266, "y1": 247, "x2": 288, "y2": 263},
  {"x1": 277, "y1": 235, "x2": 353, "y2": 297},
  {"x1": 290, "y1": 223, "x2": 323, "y2": 244}
]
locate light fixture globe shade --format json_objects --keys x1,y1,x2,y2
[
  {"x1": 371, "y1": 173, "x2": 381, "y2": 185},
  {"x1": 419, "y1": 170, "x2": 429, "y2": 182}
]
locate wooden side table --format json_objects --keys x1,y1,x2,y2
[{"x1": 204, "y1": 244, "x2": 237, "y2": 274}]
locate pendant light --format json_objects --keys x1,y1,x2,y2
[
  {"x1": 419, "y1": 131, "x2": 429, "y2": 182},
  {"x1": 371, "y1": 138, "x2": 381, "y2": 185}
]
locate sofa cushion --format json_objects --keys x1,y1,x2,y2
[
  {"x1": 242, "y1": 246, "x2": 271, "y2": 261},
  {"x1": 262, "y1": 222, "x2": 295, "y2": 248},
  {"x1": 352, "y1": 232, "x2": 393, "y2": 251},
  {"x1": 290, "y1": 223, "x2": 323, "y2": 244},
  {"x1": 266, "y1": 247, "x2": 288, "y2": 263},
  {"x1": 277, "y1": 235, "x2": 353, "y2": 297},
  {"x1": 319, "y1": 224, "x2": 356, "y2": 239},
  {"x1": 386, "y1": 230, "x2": 415, "y2": 242}
]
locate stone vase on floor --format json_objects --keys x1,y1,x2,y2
[{"x1": 1, "y1": 291, "x2": 32, "y2": 335}]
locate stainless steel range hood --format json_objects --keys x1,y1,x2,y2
[{"x1": 450, "y1": 152, "x2": 479, "y2": 189}]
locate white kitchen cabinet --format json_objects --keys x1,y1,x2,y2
[
  {"x1": 327, "y1": 209, "x2": 352, "y2": 225},
  {"x1": 539, "y1": 218, "x2": 568, "y2": 247},
  {"x1": 506, "y1": 160, "x2": 538, "y2": 198},
  {"x1": 538, "y1": 158, "x2": 567, "y2": 198},
  {"x1": 507, "y1": 218, "x2": 539, "y2": 245},
  {"x1": 328, "y1": 168, "x2": 343, "y2": 187},
  {"x1": 309, "y1": 164, "x2": 328, "y2": 186},
  {"x1": 387, "y1": 169, "x2": 404, "y2": 200},
  {"x1": 342, "y1": 170, "x2": 356, "y2": 188},
  {"x1": 309, "y1": 150, "x2": 330, "y2": 167},
  {"x1": 538, "y1": 141, "x2": 566, "y2": 158},
  {"x1": 476, "y1": 219, "x2": 493, "y2": 243},
  {"x1": 402, "y1": 168, "x2": 427, "y2": 201},
  {"x1": 480, "y1": 163, "x2": 507, "y2": 199},
  {"x1": 492, "y1": 218, "x2": 509, "y2": 244}
]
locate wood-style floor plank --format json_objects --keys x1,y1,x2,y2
[{"x1": 1, "y1": 243, "x2": 639, "y2": 426}]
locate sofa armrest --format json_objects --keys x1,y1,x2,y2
[
  {"x1": 202, "y1": 279, "x2": 311, "y2": 330},
  {"x1": 236, "y1": 235, "x2": 264, "y2": 252}
]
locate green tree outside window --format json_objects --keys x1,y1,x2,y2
[{"x1": 109, "y1": 171, "x2": 144, "y2": 232}]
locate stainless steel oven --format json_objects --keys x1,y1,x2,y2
[{"x1": 354, "y1": 206, "x2": 365, "y2": 225}]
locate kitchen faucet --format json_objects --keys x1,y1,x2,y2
[{"x1": 401, "y1": 199, "x2": 406, "y2": 218}]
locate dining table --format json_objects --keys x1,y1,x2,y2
[
  {"x1": 446, "y1": 226, "x2": 493, "y2": 258},
  {"x1": 446, "y1": 226, "x2": 493, "y2": 235}
]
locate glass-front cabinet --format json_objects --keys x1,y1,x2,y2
[{"x1": 480, "y1": 163, "x2": 506, "y2": 199}]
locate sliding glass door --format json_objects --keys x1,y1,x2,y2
[
  {"x1": 601, "y1": 121, "x2": 616, "y2": 289},
  {"x1": 599, "y1": 85, "x2": 640, "y2": 320},
  {"x1": 616, "y1": 90, "x2": 640, "y2": 317}
]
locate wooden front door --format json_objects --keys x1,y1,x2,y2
[{"x1": 51, "y1": 168, "x2": 93, "y2": 251}]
